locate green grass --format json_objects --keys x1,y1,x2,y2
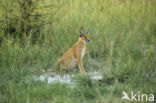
[{"x1": 0, "y1": 0, "x2": 156, "y2": 103}]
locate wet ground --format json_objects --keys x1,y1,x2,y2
[{"x1": 35, "y1": 70, "x2": 103, "y2": 85}]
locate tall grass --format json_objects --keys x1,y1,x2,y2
[{"x1": 0, "y1": 0, "x2": 156, "y2": 103}]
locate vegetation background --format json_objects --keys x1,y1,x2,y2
[{"x1": 0, "y1": 0, "x2": 156, "y2": 103}]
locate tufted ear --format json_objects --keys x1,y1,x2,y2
[
  {"x1": 80, "y1": 31, "x2": 84, "y2": 37},
  {"x1": 86, "y1": 28, "x2": 90, "y2": 34}
]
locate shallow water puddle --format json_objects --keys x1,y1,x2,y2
[{"x1": 35, "y1": 71, "x2": 103, "y2": 85}]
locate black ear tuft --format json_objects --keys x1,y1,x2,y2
[
  {"x1": 80, "y1": 31, "x2": 84, "y2": 37},
  {"x1": 80, "y1": 33, "x2": 83, "y2": 37},
  {"x1": 86, "y1": 28, "x2": 90, "y2": 34}
]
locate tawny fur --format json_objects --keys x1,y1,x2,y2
[{"x1": 48, "y1": 33, "x2": 89, "y2": 75}]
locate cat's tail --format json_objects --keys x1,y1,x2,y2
[
  {"x1": 43, "y1": 60, "x2": 61, "y2": 73},
  {"x1": 42, "y1": 68, "x2": 55, "y2": 72}
]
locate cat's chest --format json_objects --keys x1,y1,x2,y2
[{"x1": 81, "y1": 47, "x2": 86, "y2": 58}]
